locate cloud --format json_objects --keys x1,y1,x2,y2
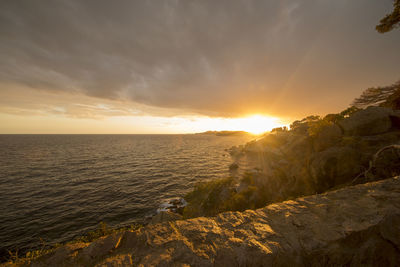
[
  {"x1": 0, "y1": 85, "x2": 190, "y2": 119},
  {"x1": 0, "y1": 0, "x2": 399, "y2": 119}
]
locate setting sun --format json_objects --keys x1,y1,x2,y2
[
  {"x1": 170, "y1": 114, "x2": 286, "y2": 135},
  {"x1": 232, "y1": 115, "x2": 282, "y2": 134}
]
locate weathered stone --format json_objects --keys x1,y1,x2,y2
[
  {"x1": 78, "y1": 232, "x2": 123, "y2": 263},
  {"x1": 366, "y1": 144, "x2": 400, "y2": 180},
  {"x1": 30, "y1": 243, "x2": 88, "y2": 267},
  {"x1": 150, "y1": 211, "x2": 183, "y2": 225},
  {"x1": 95, "y1": 254, "x2": 133, "y2": 267},
  {"x1": 313, "y1": 123, "x2": 342, "y2": 152},
  {"x1": 310, "y1": 146, "x2": 362, "y2": 191},
  {"x1": 338, "y1": 106, "x2": 394, "y2": 136},
  {"x1": 25, "y1": 177, "x2": 400, "y2": 266}
]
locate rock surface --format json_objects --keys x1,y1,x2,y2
[
  {"x1": 338, "y1": 106, "x2": 400, "y2": 136},
  {"x1": 14, "y1": 176, "x2": 400, "y2": 266},
  {"x1": 150, "y1": 211, "x2": 183, "y2": 225}
]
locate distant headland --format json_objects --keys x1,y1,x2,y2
[{"x1": 195, "y1": 130, "x2": 255, "y2": 136}]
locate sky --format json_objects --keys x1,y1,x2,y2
[{"x1": 0, "y1": 0, "x2": 399, "y2": 134}]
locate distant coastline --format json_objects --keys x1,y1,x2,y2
[{"x1": 195, "y1": 130, "x2": 255, "y2": 136}]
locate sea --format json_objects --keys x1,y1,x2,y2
[{"x1": 0, "y1": 134, "x2": 253, "y2": 260}]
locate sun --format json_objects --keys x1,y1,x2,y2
[
  {"x1": 155, "y1": 114, "x2": 285, "y2": 134},
  {"x1": 237, "y1": 115, "x2": 281, "y2": 135}
]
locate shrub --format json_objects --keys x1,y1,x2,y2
[
  {"x1": 183, "y1": 177, "x2": 235, "y2": 218},
  {"x1": 323, "y1": 113, "x2": 343, "y2": 124}
]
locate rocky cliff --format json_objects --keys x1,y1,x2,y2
[
  {"x1": 11, "y1": 176, "x2": 400, "y2": 266},
  {"x1": 181, "y1": 106, "x2": 400, "y2": 218},
  {"x1": 234, "y1": 106, "x2": 400, "y2": 190}
]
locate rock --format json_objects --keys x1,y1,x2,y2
[
  {"x1": 305, "y1": 213, "x2": 400, "y2": 266},
  {"x1": 280, "y1": 134, "x2": 314, "y2": 159},
  {"x1": 313, "y1": 123, "x2": 342, "y2": 152},
  {"x1": 79, "y1": 232, "x2": 123, "y2": 262},
  {"x1": 150, "y1": 211, "x2": 182, "y2": 225},
  {"x1": 30, "y1": 243, "x2": 88, "y2": 267},
  {"x1": 357, "y1": 131, "x2": 400, "y2": 150},
  {"x1": 310, "y1": 147, "x2": 362, "y2": 191},
  {"x1": 27, "y1": 177, "x2": 400, "y2": 266},
  {"x1": 95, "y1": 254, "x2": 133, "y2": 266},
  {"x1": 391, "y1": 113, "x2": 400, "y2": 129},
  {"x1": 157, "y1": 198, "x2": 187, "y2": 214},
  {"x1": 338, "y1": 106, "x2": 395, "y2": 136},
  {"x1": 366, "y1": 144, "x2": 400, "y2": 180},
  {"x1": 170, "y1": 199, "x2": 181, "y2": 205}
]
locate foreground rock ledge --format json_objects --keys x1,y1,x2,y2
[{"x1": 17, "y1": 177, "x2": 400, "y2": 266}]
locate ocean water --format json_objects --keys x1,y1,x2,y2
[{"x1": 0, "y1": 134, "x2": 253, "y2": 259}]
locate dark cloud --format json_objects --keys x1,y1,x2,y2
[{"x1": 0, "y1": 0, "x2": 399, "y2": 118}]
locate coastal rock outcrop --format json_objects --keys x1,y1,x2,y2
[
  {"x1": 17, "y1": 176, "x2": 400, "y2": 266},
  {"x1": 226, "y1": 106, "x2": 400, "y2": 206},
  {"x1": 338, "y1": 106, "x2": 400, "y2": 136}
]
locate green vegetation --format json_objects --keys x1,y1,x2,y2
[
  {"x1": 307, "y1": 118, "x2": 331, "y2": 137},
  {"x1": 72, "y1": 221, "x2": 113, "y2": 243},
  {"x1": 183, "y1": 172, "x2": 275, "y2": 218},
  {"x1": 5, "y1": 237, "x2": 52, "y2": 266},
  {"x1": 290, "y1": 107, "x2": 361, "y2": 137},
  {"x1": 183, "y1": 177, "x2": 235, "y2": 217}
]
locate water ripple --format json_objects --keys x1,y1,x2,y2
[{"x1": 0, "y1": 134, "x2": 253, "y2": 259}]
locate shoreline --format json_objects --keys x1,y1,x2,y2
[{"x1": 5, "y1": 176, "x2": 400, "y2": 266}]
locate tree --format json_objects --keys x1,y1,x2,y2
[
  {"x1": 376, "y1": 0, "x2": 400, "y2": 33},
  {"x1": 352, "y1": 80, "x2": 400, "y2": 110}
]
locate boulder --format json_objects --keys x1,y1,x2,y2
[
  {"x1": 310, "y1": 146, "x2": 362, "y2": 191},
  {"x1": 338, "y1": 106, "x2": 395, "y2": 136},
  {"x1": 358, "y1": 131, "x2": 400, "y2": 149},
  {"x1": 313, "y1": 124, "x2": 343, "y2": 152}
]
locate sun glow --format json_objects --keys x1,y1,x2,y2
[
  {"x1": 159, "y1": 114, "x2": 286, "y2": 135},
  {"x1": 233, "y1": 115, "x2": 282, "y2": 134},
  {"x1": 0, "y1": 111, "x2": 286, "y2": 134}
]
